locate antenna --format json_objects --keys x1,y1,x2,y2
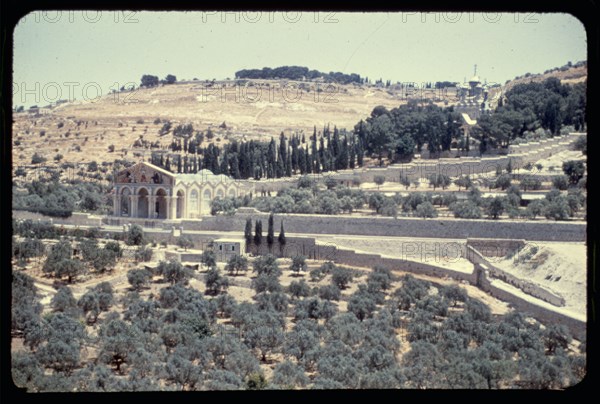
[{"x1": 474, "y1": 64, "x2": 477, "y2": 77}]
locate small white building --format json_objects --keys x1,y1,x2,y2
[{"x1": 213, "y1": 237, "x2": 245, "y2": 262}]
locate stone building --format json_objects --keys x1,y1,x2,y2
[
  {"x1": 213, "y1": 237, "x2": 245, "y2": 262},
  {"x1": 112, "y1": 162, "x2": 253, "y2": 219},
  {"x1": 456, "y1": 65, "x2": 490, "y2": 121}
]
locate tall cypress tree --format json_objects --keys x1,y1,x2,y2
[
  {"x1": 254, "y1": 220, "x2": 263, "y2": 254},
  {"x1": 279, "y1": 132, "x2": 287, "y2": 163},
  {"x1": 356, "y1": 143, "x2": 364, "y2": 167},
  {"x1": 278, "y1": 220, "x2": 286, "y2": 256},
  {"x1": 244, "y1": 218, "x2": 253, "y2": 253},
  {"x1": 267, "y1": 213, "x2": 274, "y2": 252},
  {"x1": 349, "y1": 139, "x2": 356, "y2": 169},
  {"x1": 285, "y1": 154, "x2": 292, "y2": 177},
  {"x1": 298, "y1": 148, "x2": 306, "y2": 174}
]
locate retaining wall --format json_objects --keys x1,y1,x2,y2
[
  {"x1": 192, "y1": 213, "x2": 586, "y2": 242},
  {"x1": 466, "y1": 238, "x2": 527, "y2": 258},
  {"x1": 475, "y1": 266, "x2": 585, "y2": 340},
  {"x1": 466, "y1": 245, "x2": 565, "y2": 307},
  {"x1": 12, "y1": 210, "x2": 103, "y2": 227}
]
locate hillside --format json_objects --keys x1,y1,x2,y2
[
  {"x1": 12, "y1": 81, "x2": 411, "y2": 168},
  {"x1": 12, "y1": 63, "x2": 586, "y2": 171},
  {"x1": 488, "y1": 63, "x2": 587, "y2": 100}
]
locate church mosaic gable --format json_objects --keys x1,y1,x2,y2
[{"x1": 116, "y1": 163, "x2": 174, "y2": 186}]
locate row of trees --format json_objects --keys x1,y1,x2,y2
[
  {"x1": 151, "y1": 125, "x2": 367, "y2": 179},
  {"x1": 447, "y1": 184, "x2": 585, "y2": 221},
  {"x1": 357, "y1": 102, "x2": 463, "y2": 165},
  {"x1": 243, "y1": 214, "x2": 286, "y2": 254},
  {"x1": 209, "y1": 165, "x2": 584, "y2": 221},
  {"x1": 13, "y1": 178, "x2": 110, "y2": 218},
  {"x1": 234, "y1": 66, "x2": 362, "y2": 84},
  {"x1": 475, "y1": 78, "x2": 586, "y2": 152},
  {"x1": 140, "y1": 74, "x2": 177, "y2": 88}
]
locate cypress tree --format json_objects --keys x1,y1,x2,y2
[
  {"x1": 254, "y1": 220, "x2": 263, "y2": 254},
  {"x1": 278, "y1": 220, "x2": 286, "y2": 256},
  {"x1": 244, "y1": 218, "x2": 253, "y2": 253},
  {"x1": 267, "y1": 213, "x2": 274, "y2": 252}
]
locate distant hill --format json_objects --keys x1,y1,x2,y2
[
  {"x1": 494, "y1": 62, "x2": 587, "y2": 95},
  {"x1": 12, "y1": 62, "x2": 586, "y2": 171}
]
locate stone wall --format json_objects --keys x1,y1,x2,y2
[
  {"x1": 466, "y1": 238, "x2": 527, "y2": 258},
  {"x1": 475, "y1": 266, "x2": 585, "y2": 340},
  {"x1": 13, "y1": 210, "x2": 103, "y2": 227},
  {"x1": 192, "y1": 213, "x2": 586, "y2": 242},
  {"x1": 466, "y1": 245, "x2": 566, "y2": 307}
]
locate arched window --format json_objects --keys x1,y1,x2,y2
[{"x1": 190, "y1": 190, "x2": 199, "y2": 216}]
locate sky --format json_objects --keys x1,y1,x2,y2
[{"x1": 13, "y1": 11, "x2": 587, "y2": 108}]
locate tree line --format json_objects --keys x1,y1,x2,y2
[
  {"x1": 151, "y1": 124, "x2": 366, "y2": 179},
  {"x1": 475, "y1": 78, "x2": 586, "y2": 153},
  {"x1": 234, "y1": 66, "x2": 362, "y2": 84}
]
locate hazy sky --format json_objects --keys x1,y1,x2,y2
[{"x1": 13, "y1": 11, "x2": 586, "y2": 107}]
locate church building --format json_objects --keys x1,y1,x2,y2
[{"x1": 112, "y1": 162, "x2": 253, "y2": 219}]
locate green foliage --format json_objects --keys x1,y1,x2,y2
[
  {"x1": 253, "y1": 254, "x2": 281, "y2": 277},
  {"x1": 126, "y1": 225, "x2": 145, "y2": 246},
  {"x1": 31, "y1": 153, "x2": 47, "y2": 164},
  {"x1": 288, "y1": 279, "x2": 311, "y2": 299},
  {"x1": 13, "y1": 180, "x2": 108, "y2": 218},
  {"x1": 205, "y1": 268, "x2": 229, "y2": 296},
  {"x1": 374, "y1": 175, "x2": 386, "y2": 187},
  {"x1": 134, "y1": 245, "x2": 153, "y2": 262},
  {"x1": 13, "y1": 238, "x2": 45, "y2": 262},
  {"x1": 415, "y1": 201, "x2": 438, "y2": 218},
  {"x1": 450, "y1": 201, "x2": 482, "y2": 219},
  {"x1": 290, "y1": 255, "x2": 307, "y2": 274},
  {"x1": 140, "y1": 74, "x2": 159, "y2": 88},
  {"x1": 158, "y1": 260, "x2": 191, "y2": 285},
  {"x1": 486, "y1": 196, "x2": 506, "y2": 219},
  {"x1": 201, "y1": 249, "x2": 216, "y2": 269},
  {"x1": 573, "y1": 136, "x2": 586, "y2": 154},
  {"x1": 454, "y1": 175, "x2": 472, "y2": 191},
  {"x1": 252, "y1": 274, "x2": 282, "y2": 294},
  {"x1": 494, "y1": 174, "x2": 512, "y2": 190},
  {"x1": 127, "y1": 269, "x2": 151, "y2": 291},
  {"x1": 225, "y1": 254, "x2": 249, "y2": 276},
  {"x1": 246, "y1": 372, "x2": 268, "y2": 390},
  {"x1": 520, "y1": 176, "x2": 541, "y2": 191},
  {"x1": 562, "y1": 160, "x2": 585, "y2": 184},
  {"x1": 428, "y1": 174, "x2": 451, "y2": 190},
  {"x1": 331, "y1": 267, "x2": 353, "y2": 290},
  {"x1": 176, "y1": 235, "x2": 194, "y2": 251},
  {"x1": 551, "y1": 175, "x2": 569, "y2": 190}
]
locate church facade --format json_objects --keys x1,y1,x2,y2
[{"x1": 112, "y1": 162, "x2": 253, "y2": 219}]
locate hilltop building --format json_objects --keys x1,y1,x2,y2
[
  {"x1": 456, "y1": 64, "x2": 490, "y2": 121},
  {"x1": 112, "y1": 162, "x2": 253, "y2": 219}
]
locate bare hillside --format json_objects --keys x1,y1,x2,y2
[{"x1": 12, "y1": 81, "x2": 410, "y2": 167}]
